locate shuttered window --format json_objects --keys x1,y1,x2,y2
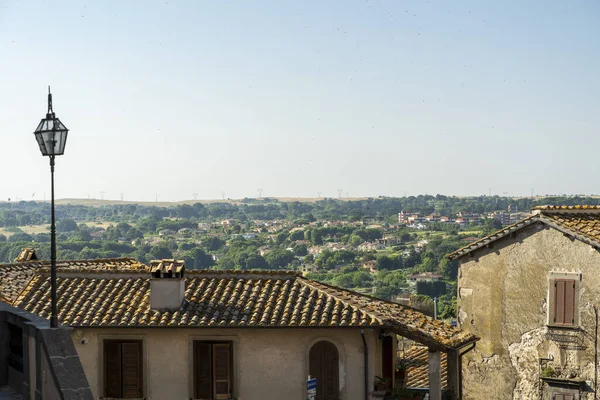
[
  {"x1": 104, "y1": 340, "x2": 143, "y2": 398},
  {"x1": 194, "y1": 341, "x2": 233, "y2": 400},
  {"x1": 552, "y1": 279, "x2": 576, "y2": 327}
]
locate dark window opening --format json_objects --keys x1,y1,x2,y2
[
  {"x1": 104, "y1": 339, "x2": 143, "y2": 398},
  {"x1": 194, "y1": 341, "x2": 233, "y2": 400},
  {"x1": 8, "y1": 323, "x2": 23, "y2": 373}
]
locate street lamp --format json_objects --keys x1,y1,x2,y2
[{"x1": 33, "y1": 87, "x2": 69, "y2": 328}]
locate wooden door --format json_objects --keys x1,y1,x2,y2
[{"x1": 309, "y1": 341, "x2": 340, "y2": 400}]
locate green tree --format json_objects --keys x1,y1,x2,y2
[
  {"x1": 57, "y1": 218, "x2": 78, "y2": 232},
  {"x1": 265, "y1": 248, "x2": 295, "y2": 269}
]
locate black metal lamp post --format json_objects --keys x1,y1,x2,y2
[{"x1": 33, "y1": 87, "x2": 69, "y2": 328}]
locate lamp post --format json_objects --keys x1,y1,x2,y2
[{"x1": 33, "y1": 87, "x2": 69, "y2": 328}]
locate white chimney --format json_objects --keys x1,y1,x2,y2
[{"x1": 150, "y1": 259, "x2": 185, "y2": 311}]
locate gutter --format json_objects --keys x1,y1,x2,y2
[{"x1": 361, "y1": 329, "x2": 368, "y2": 400}]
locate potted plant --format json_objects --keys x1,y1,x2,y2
[{"x1": 395, "y1": 359, "x2": 409, "y2": 387}]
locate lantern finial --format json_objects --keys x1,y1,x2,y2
[{"x1": 47, "y1": 85, "x2": 53, "y2": 115}]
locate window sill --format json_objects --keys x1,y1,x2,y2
[{"x1": 546, "y1": 325, "x2": 582, "y2": 331}]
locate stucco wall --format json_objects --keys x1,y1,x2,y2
[
  {"x1": 458, "y1": 224, "x2": 600, "y2": 399},
  {"x1": 73, "y1": 327, "x2": 383, "y2": 400}
]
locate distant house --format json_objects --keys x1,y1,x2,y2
[
  {"x1": 327, "y1": 243, "x2": 350, "y2": 252},
  {"x1": 425, "y1": 214, "x2": 441, "y2": 222},
  {"x1": 358, "y1": 242, "x2": 384, "y2": 252},
  {"x1": 242, "y1": 233, "x2": 256, "y2": 240},
  {"x1": 178, "y1": 227, "x2": 193, "y2": 235},
  {"x1": 407, "y1": 272, "x2": 443, "y2": 284},
  {"x1": 377, "y1": 236, "x2": 400, "y2": 246},
  {"x1": 299, "y1": 264, "x2": 318, "y2": 274},
  {"x1": 308, "y1": 245, "x2": 325, "y2": 255},
  {"x1": 158, "y1": 229, "x2": 176, "y2": 236},
  {"x1": 362, "y1": 260, "x2": 377, "y2": 274}
]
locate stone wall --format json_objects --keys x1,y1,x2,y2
[
  {"x1": 0, "y1": 302, "x2": 92, "y2": 400},
  {"x1": 458, "y1": 224, "x2": 600, "y2": 399}
]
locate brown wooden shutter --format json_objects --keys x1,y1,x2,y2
[
  {"x1": 564, "y1": 394, "x2": 574, "y2": 400},
  {"x1": 554, "y1": 280, "x2": 566, "y2": 324},
  {"x1": 194, "y1": 342, "x2": 213, "y2": 399},
  {"x1": 309, "y1": 341, "x2": 339, "y2": 400},
  {"x1": 104, "y1": 340, "x2": 122, "y2": 398},
  {"x1": 564, "y1": 280, "x2": 576, "y2": 326},
  {"x1": 213, "y1": 343, "x2": 232, "y2": 399},
  {"x1": 121, "y1": 342, "x2": 143, "y2": 398}
]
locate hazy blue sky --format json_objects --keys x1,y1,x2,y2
[{"x1": 1, "y1": 1, "x2": 598, "y2": 201}]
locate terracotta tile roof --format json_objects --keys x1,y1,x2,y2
[
  {"x1": 448, "y1": 206, "x2": 600, "y2": 260},
  {"x1": 12, "y1": 269, "x2": 476, "y2": 350},
  {"x1": 401, "y1": 346, "x2": 448, "y2": 389},
  {"x1": 532, "y1": 205, "x2": 600, "y2": 210},
  {"x1": 0, "y1": 258, "x2": 145, "y2": 303}
]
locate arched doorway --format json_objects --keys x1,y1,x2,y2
[{"x1": 309, "y1": 341, "x2": 340, "y2": 400}]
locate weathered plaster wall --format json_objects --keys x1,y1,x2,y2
[
  {"x1": 73, "y1": 327, "x2": 382, "y2": 400},
  {"x1": 458, "y1": 224, "x2": 600, "y2": 399}
]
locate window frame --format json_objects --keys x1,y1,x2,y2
[
  {"x1": 547, "y1": 272, "x2": 581, "y2": 329},
  {"x1": 103, "y1": 339, "x2": 144, "y2": 399},
  {"x1": 192, "y1": 340, "x2": 234, "y2": 400}
]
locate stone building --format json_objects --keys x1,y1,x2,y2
[
  {"x1": 1, "y1": 253, "x2": 476, "y2": 399},
  {"x1": 449, "y1": 205, "x2": 600, "y2": 399}
]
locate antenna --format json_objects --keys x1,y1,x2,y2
[
  {"x1": 317, "y1": 191, "x2": 322, "y2": 198},
  {"x1": 258, "y1": 189, "x2": 263, "y2": 198},
  {"x1": 221, "y1": 191, "x2": 225, "y2": 200},
  {"x1": 100, "y1": 191, "x2": 105, "y2": 200},
  {"x1": 193, "y1": 193, "x2": 198, "y2": 200},
  {"x1": 337, "y1": 189, "x2": 343, "y2": 198},
  {"x1": 155, "y1": 193, "x2": 158, "y2": 203},
  {"x1": 120, "y1": 193, "x2": 124, "y2": 202},
  {"x1": 530, "y1": 188, "x2": 535, "y2": 198}
]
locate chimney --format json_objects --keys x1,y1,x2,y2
[{"x1": 149, "y1": 259, "x2": 185, "y2": 311}]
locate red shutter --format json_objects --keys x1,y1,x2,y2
[
  {"x1": 564, "y1": 280, "x2": 576, "y2": 326},
  {"x1": 213, "y1": 343, "x2": 232, "y2": 399},
  {"x1": 121, "y1": 341, "x2": 143, "y2": 398},
  {"x1": 195, "y1": 342, "x2": 213, "y2": 399},
  {"x1": 104, "y1": 341, "x2": 122, "y2": 398}
]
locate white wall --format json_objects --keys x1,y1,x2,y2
[{"x1": 73, "y1": 327, "x2": 382, "y2": 400}]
